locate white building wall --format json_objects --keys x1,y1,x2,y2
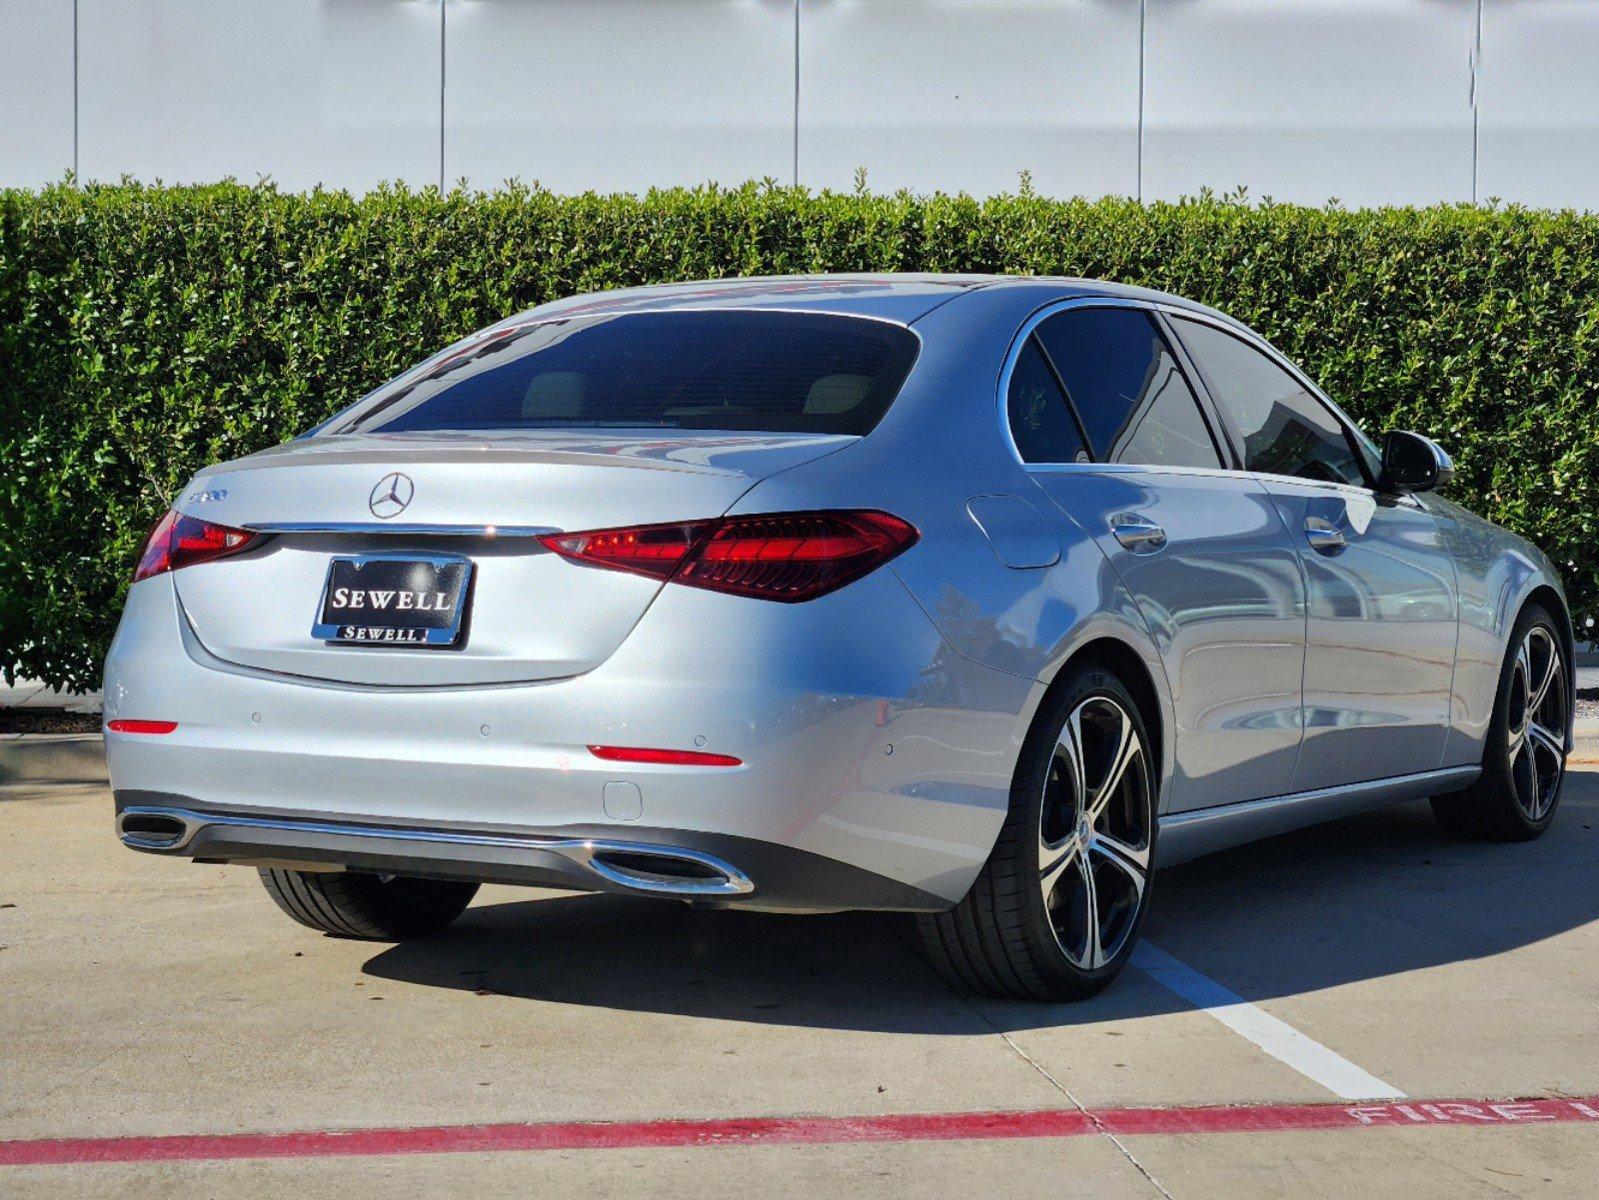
[
  {"x1": 1143, "y1": 0, "x2": 1477, "y2": 208},
  {"x1": 76, "y1": 0, "x2": 439, "y2": 192},
  {"x1": 446, "y1": 0, "x2": 793, "y2": 192},
  {"x1": 0, "y1": 0, "x2": 74, "y2": 188},
  {"x1": 1477, "y1": 0, "x2": 1599, "y2": 209},
  {"x1": 3, "y1": 0, "x2": 1599, "y2": 209},
  {"x1": 797, "y1": 0, "x2": 1140, "y2": 198}
]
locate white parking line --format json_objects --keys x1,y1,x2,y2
[{"x1": 1132, "y1": 941, "x2": 1405, "y2": 1101}]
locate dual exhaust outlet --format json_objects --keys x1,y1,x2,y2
[{"x1": 116, "y1": 806, "x2": 754, "y2": 898}]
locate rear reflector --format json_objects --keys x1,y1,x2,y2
[
  {"x1": 134, "y1": 511, "x2": 261, "y2": 582},
  {"x1": 589, "y1": 745, "x2": 743, "y2": 768},
  {"x1": 541, "y1": 510, "x2": 918, "y2": 602},
  {"x1": 106, "y1": 720, "x2": 178, "y2": 735}
]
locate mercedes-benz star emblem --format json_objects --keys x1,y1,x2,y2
[{"x1": 368, "y1": 472, "x2": 414, "y2": 519}]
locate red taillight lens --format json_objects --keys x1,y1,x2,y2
[
  {"x1": 540, "y1": 521, "x2": 710, "y2": 584},
  {"x1": 540, "y1": 510, "x2": 918, "y2": 602},
  {"x1": 133, "y1": 511, "x2": 260, "y2": 582}
]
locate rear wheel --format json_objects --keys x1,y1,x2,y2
[
  {"x1": 917, "y1": 664, "x2": 1157, "y2": 1001},
  {"x1": 1431, "y1": 604, "x2": 1570, "y2": 841},
  {"x1": 259, "y1": 868, "x2": 478, "y2": 939}
]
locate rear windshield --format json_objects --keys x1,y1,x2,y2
[{"x1": 335, "y1": 310, "x2": 921, "y2": 437}]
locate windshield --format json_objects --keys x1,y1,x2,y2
[{"x1": 333, "y1": 310, "x2": 921, "y2": 437}]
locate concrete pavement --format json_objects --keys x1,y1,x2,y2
[{"x1": 2, "y1": 769, "x2": 1597, "y2": 1197}]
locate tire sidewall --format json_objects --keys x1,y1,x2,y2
[
  {"x1": 1011, "y1": 666, "x2": 1159, "y2": 993},
  {"x1": 1483, "y1": 603, "x2": 1568, "y2": 836}
]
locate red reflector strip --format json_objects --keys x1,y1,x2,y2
[
  {"x1": 588, "y1": 745, "x2": 742, "y2": 768},
  {"x1": 106, "y1": 720, "x2": 178, "y2": 736}
]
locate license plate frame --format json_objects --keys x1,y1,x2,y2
[{"x1": 312, "y1": 553, "x2": 474, "y2": 648}]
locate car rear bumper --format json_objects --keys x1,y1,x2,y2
[
  {"x1": 113, "y1": 792, "x2": 945, "y2": 911},
  {"x1": 103, "y1": 569, "x2": 1036, "y2": 910}
]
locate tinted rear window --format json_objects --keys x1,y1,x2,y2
[{"x1": 337, "y1": 310, "x2": 920, "y2": 437}]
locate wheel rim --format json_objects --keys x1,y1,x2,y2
[
  {"x1": 1507, "y1": 625, "x2": 1568, "y2": 821},
  {"x1": 1038, "y1": 695, "x2": 1153, "y2": 970}
]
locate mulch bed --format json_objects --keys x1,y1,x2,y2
[{"x1": 0, "y1": 709, "x2": 103, "y2": 735}]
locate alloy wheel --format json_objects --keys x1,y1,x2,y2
[
  {"x1": 1506, "y1": 625, "x2": 1567, "y2": 821},
  {"x1": 1037, "y1": 695, "x2": 1153, "y2": 970}
]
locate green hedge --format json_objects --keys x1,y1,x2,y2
[{"x1": 2, "y1": 180, "x2": 1595, "y2": 693}]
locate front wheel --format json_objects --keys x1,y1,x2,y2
[
  {"x1": 917, "y1": 664, "x2": 1157, "y2": 1001},
  {"x1": 259, "y1": 868, "x2": 479, "y2": 939},
  {"x1": 1431, "y1": 603, "x2": 1570, "y2": 841}
]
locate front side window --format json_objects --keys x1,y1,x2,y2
[
  {"x1": 1032, "y1": 307, "x2": 1223, "y2": 470},
  {"x1": 1171, "y1": 317, "x2": 1368, "y2": 488},
  {"x1": 336, "y1": 310, "x2": 920, "y2": 437}
]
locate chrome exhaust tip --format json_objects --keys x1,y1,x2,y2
[
  {"x1": 584, "y1": 845, "x2": 753, "y2": 897},
  {"x1": 117, "y1": 807, "x2": 202, "y2": 851}
]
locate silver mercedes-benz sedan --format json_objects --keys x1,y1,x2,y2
[{"x1": 106, "y1": 274, "x2": 1574, "y2": 1000}]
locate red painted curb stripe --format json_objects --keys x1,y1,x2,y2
[{"x1": 3, "y1": 1097, "x2": 1597, "y2": 1168}]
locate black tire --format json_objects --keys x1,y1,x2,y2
[
  {"x1": 1431, "y1": 603, "x2": 1570, "y2": 842},
  {"x1": 917, "y1": 664, "x2": 1158, "y2": 1001},
  {"x1": 259, "y1": 868, "x2": 479, "y2": 939}
]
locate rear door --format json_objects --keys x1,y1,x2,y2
[
  {"x1": 1168, "y1": 314, "x2": 1458, "y2": 791},
  {"x1": 1012, "y1": 302, "x2": 1307, "y2": 812}
]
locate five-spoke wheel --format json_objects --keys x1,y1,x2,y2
[
  {"x1": 1505, "y1": 624, "x2": 1567, "y2": 822},
  {"x1": 1037, "y1": 697, "x2": 1152, "y2": 971},
  {"x1": 1432, "y1": 603, "x2": 1570, "y2": 841},
  {"x1": 917, "y1": 664, "x2": 1157, "y2": 1000}
]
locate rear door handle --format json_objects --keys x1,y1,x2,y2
[
  {"x1": 1109, "y1": 513, "x2": 1168, "y2": 554},
  {"x1": 1303, "y1": 515, "x2": 1347, "y2": 554}
]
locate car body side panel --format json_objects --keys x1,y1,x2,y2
[{"x1": 1426, "y1": 494, "x2": 1573, "y2": 765}]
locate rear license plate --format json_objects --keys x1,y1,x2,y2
[{"x1": 313, "y1": 554, "x2": 473, "y2": 647}]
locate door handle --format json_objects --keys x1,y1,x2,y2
[
  {"x1": 1303, "y1": 515, "x2": 1347, "y2": 554},
  {"x1": 1110, "y1": 513, "x2": 1168, "y2": 553}
]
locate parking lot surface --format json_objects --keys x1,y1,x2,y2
[{"x1": 3, "y1": 766, "x2": 1597, "y2": 1198}]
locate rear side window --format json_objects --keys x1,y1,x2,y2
[
  {"x1": 1007, "y1": 338, "x2": 1090, "y2": 463},
  {"x1": 1171, "y1": 317, "x2": 1368, "y2": 488},
  {"x1": 1031, "y1": 307, "x2": 1223, "y2": 469},
  {"x1": 338, "y1": 310, "x2": 920, "y2": 437}
]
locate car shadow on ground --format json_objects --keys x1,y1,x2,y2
[{"x1": 363, "y1": 773, "x2": 1599, "y2": 1034}]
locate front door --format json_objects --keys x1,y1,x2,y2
[{"x1": 1168, "y1": 314, "x2": 1457, "y2": 791}]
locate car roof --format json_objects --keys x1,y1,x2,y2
[{"x1": 510, "y1": 273, "x2": 1247, "y2": 331}]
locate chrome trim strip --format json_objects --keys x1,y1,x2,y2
[
  {"x1": 244, "y1": 522, "x2": 559, "y2": 538},
  {"x1": 116, "y1": 806, "x2": 755, "y2": 897},
  {"x1": 1156, "y1": 766, "x2": 1480, "y2": 867}
]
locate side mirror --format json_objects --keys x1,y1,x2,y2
[{"x1": 1382, "y1": 430, "x2": 1454, "y2": 493}]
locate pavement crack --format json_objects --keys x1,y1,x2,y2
[{"x1": 882, "y1": 917, "x2": 1176, "y2": 1199}]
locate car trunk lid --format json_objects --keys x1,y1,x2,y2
[{"x1": 170, "y1": 431, "x2": 852, "y2": 686}]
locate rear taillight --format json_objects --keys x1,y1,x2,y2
[
  {"x1": 539, "y1": 510, "x2": 918, "y2": 603},
  {"x1": 133, "y1": 511, "x2": 260, "y2": 582}
]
